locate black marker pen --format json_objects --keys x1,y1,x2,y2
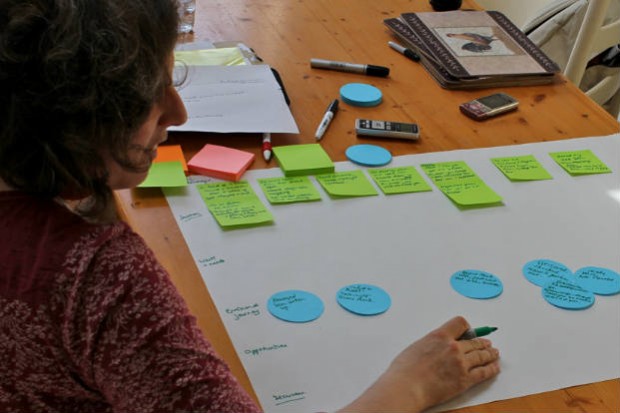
[{"x1": 310, "y1": 58, "x2": 390, "y2": 77}]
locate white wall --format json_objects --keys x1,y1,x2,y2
[{"x1": 475, "y1": 0, "x2": 557, "y2": 28}]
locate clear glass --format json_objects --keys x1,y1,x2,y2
[{"x1": 178, "y1": 0, "x2": 196, "y2": 34}]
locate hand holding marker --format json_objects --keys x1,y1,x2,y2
[{"x1": 458, "y1": 326, "x2": 498, "y2": 341}]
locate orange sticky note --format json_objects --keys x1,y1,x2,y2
[
  {"x1": 154, "y1": 145, "x2": 188, "y2": 171},
  {"x1": 188, "y1": 144, "x2": 255, "y2": 181}
]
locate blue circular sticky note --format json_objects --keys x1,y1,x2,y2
[
  {"x1": 574, "y1": 266, "x2": 620, "y2": 296},
  {"x1": 340, "y1": 83, "x2": 382, "y2": 107},
  {"x1": 267, "y1": 290, "x2": 324, "y2": 323},
  {"x1": 542, "y1": 279, "x2": 595, "y2": 310},
  {"x1": 522, "y1": 259, "x2": 573, "y2": 287},
  {"x1": 450, "y1": 270, "x2": 503, "y2": 299},
  {"x1": 336, "y1": 284, "x2": 391, "y2": 316},
  {"x1": 345, "y1": 144, "x2": 392, "y2": 167}
]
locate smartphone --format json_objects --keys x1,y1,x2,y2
[
  {"x1": 355, "y1": 119, "x2": 420, "y2": 140},
  {"x1": 459, "y1": 92, "x2": 519, "y2": 121}
]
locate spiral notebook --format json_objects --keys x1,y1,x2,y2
[{"x1": 384, "y1": 10, "x2": 560, "y2": 89}]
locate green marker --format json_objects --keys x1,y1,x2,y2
[{"x1": 458, "y1": 326, "x2": 498, "y2": 341}]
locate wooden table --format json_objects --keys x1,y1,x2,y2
[{"x1": 115, "y1": 0, "x2": 620, "y2": 411}]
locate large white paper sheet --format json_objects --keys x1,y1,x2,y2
[
  {"x1": 164, "y1": 134, "x2": 620, "y2": 412},
  {"x1": 169, "y1": 65, "x2": 299, "y2": 134}
]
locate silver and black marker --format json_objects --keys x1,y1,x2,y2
[{"x1": 310, "y1": 58, "x2": 390, "y2": 77}]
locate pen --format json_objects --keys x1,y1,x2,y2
[
  {"x1": 388, "y1": 41, "x2": 421, "y2": 62},
  {"x1": 310, "y1": 58, "x2": 390, "y2": 77},
  {"x1": 315, "y1": 99, "x2": 339, "y2": 140},
  {"x1": 458, "y1": 326, "x2": 498, "y2": 341},
  {"x1": 262, "y1": 132, "x2": 272, "y2": 162}
]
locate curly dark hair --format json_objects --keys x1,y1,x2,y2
[{"x1": 0, "y1": 0, "x2": 180, "y2": 219}]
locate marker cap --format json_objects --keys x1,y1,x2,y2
[{"x1": 366, "y1": 64, "x2": 390, "y2": 77}]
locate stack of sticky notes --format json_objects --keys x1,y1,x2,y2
[
  {"x1": 139, "y1": 144, "x2": 188, "y2": 188},
  {"x1": 188, "y1": 144, "x2": 255, "y2": 181},
  {"x1": 272, "y1": 143, "x2": 335, "y2": 177}
]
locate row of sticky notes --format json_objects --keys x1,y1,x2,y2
[
  {"x1": 141, "y1": 143, "x2": 611, "y2": 190},
  {"x1": 195, "y1": 148, "x2": 611, "y2": 229},
  {"x1": 139, "y1": 144, "x2": 255, "y2": 188}
]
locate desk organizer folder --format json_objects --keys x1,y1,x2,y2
[{"x1": 384, "y1": 10, "x2": 560, "y2": 89}]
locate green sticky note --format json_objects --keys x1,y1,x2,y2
[
  {"x1": 421, "y1": 161, "x2": 502, "y2": 207},
  {"x1": 316, "y1": 170, "x2": 378, "y2": 198},
  {"x1": 273, "y1": 144, "x2": 335, "y2": 177},
  {"x1": 368, "y1": 166, "x2": 432, "y2": 194},
  {"x1": 258, "y1": 176, "x2": 322, "y2": 204},
  {"x1": 491, "y1": 155, "x2": 553, "y2": 181},
  {"x1": 549, "y1": 149, "x2": 612, "y2": 175},
  {"x1": 139, "y1": 161, "x2": 187, "y2": 188},
  {"x1": 197, "y1": 181, "x2": 273, "y2": 228},
  {"x1": 174, "y1": 47, "x2": 247, "y2": 66}
]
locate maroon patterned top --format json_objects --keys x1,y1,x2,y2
[{"x1": 0, "y1": 191, "x2": 261, "y2": 413}]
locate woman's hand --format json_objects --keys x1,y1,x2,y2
[{"x1": 338, "y1": 316, "x2": 500, "y2": 413}]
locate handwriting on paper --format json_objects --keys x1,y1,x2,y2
[
  {"x1": 549, "y1": 149, "x2": 611, "y2": 175},
  {"x1": 491, "y1": 155, "x2": 553, "y2": 181},
  {"x1": 197, "y1": 181, "x2": 273, "y2": 228},
  {"x1": 368, "y1": 166, "x2": 432, "y2": 194},
  {"x1": 198, "y1": 256, "x2": 226, "y2": 267},
  {"x1": 225, "y1": 303, "x2": 261, "y2": 321},
  {"x1": 244, "y1": 343, "x2": 288, "y2": 356},
  {"x1": 542, "y1": 279, "x2": 595, "y2": 310},
  {"x1": 180, "y1": 212, "x2": 203, "y2": 223},
  {"x1": 258, "y1": 176, "x2": 322, "y2": 204},
  {"x1": 273, "y1": 391, "x2": 306, "y2": 406},
  {"x1": 421, "y1": 161, "x2": 502, "y2": 206},
  {"x1": 316, "y1": 170, "x2": 378, "y2": 197}
]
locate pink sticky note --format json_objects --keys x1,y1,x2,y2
[{"x1": 188, "y1": 144, "x2": 255, "y2": 181}]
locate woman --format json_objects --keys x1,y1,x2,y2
[{"x1": 0, "y1": 0, "x2": 500, "y2": 411}]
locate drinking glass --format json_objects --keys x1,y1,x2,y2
[{"x1": 178, "y1": 0, "x2": 196, "y2": 34}]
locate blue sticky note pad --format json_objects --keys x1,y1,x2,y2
[
  {"x1": 522, "y1": 259, "x2": 573, "y2": 287},
  {"x1": 340, "y1": 83, "x2": 382, "y2": 107},
  {"x1": 267, "y1": 290, "x2": 324, "y2": 323},
  {"x1": 336, "y1": 284, "x2": 391, "y2": 316},
  {"x1": 542, "y1": 279, "x2": 595, "y2": 310},
  {"x1": 346, "y1": 144, "x2": 392, "y2": 167},
  {"x1": 450, "y1": 270, "x2": 503, "y2": 299},
  {"x1": 574, "y1": 266, "x2": 620, "y2": 295}
]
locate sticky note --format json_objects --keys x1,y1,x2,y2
[
  {"x1": 174, "y1": 47, "x2": 247, "y2": 66},
  {"x1": 522, "y1": 259, "x2": 573, "y2": 287},
  {"x1": 491, "y1": 155, "x2": 552, "y2": 181},
  {"x1": 154, "y1": 145, "x2": 188, "y2": 171},
  {"x1": 421, "y1": 161, "x2": 502, "y2": 207},
  {"x1": 574, "y1": 266, "x2": 620, "y2": 295},
  {"x1": 273, "y1": 144, "x2": 335, "y2": 177},
  {"x1": 368, "y1": 166, "x2": 432, "y2": 195},
  {"x1": 549, "y1": 149, "x2": 611, "y2": 175},
  {"x1": 188, "y1": 144, "x2": 255, "y2": 181},
  {"x1": 267, "y1": 290, "x2": 324, "y2": 323},
  {"x1": 340, "y1": 83, "x2": 382, "y2": 107},
  {"x1": 316, "y1": 170, "x2": 378, "y2": 198},
  {"x1": 139, "y1": 161, "x2": 187, "y2": 188},
  {"x1": 336, "y1": 284, "x2": 391, "y2": 316},
  {"x1": 257, "y1": 176, "x2": 322, "y2": 204},
  {"x1": 450, "y1": 270, "x2": 503, "y2": 299},
  {"x1": 346, "y1": 144, "x2": 392, "y2": 167},
  {"x1": 542, "y1": 279, "x2": 595, "y2": 310},
  {"x1": 197, "y1": 181, "x2": 273, "y2": 228}
]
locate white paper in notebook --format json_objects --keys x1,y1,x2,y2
[{"x1": 169, "y1": 64, "x2": 299, "y2": 134}]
